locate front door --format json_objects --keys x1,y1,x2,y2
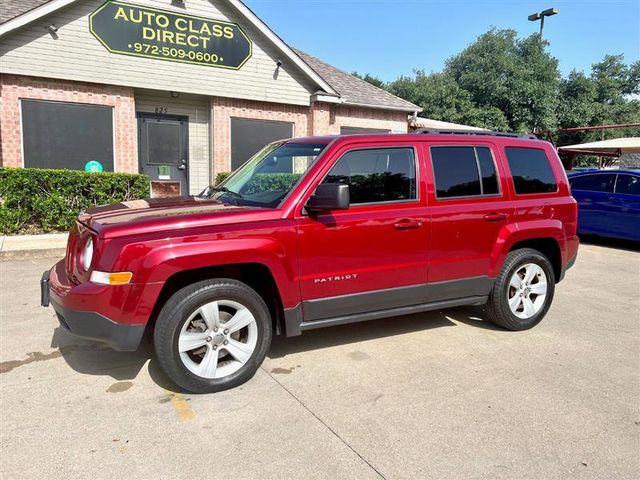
[
  {"x1": 138, "y1": 113, "x2": 189, "y2": 196},
  {"x1": 296, "y1": 144, "x2": 429, "y2": 322}
]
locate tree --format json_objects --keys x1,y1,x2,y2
[
  {"x1": 387, "y1": 71, "x2": 509, "y2": 130},
  {"x1": 445, "y1": 29, "x2": 560, "y2": 132}
]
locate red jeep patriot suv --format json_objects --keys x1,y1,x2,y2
[{"x1": 41, "y1": 130, "x2": 579, "y2": 393}]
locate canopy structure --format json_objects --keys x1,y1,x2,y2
[
  {"x1": 558, "y1": 137, "x2": 640, "y2": 157},
  {"x1": 409, "y1": 117, "x2": 489, "y2": 132}
]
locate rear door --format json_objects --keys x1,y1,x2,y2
[
  {"x1": 295, "y1": 142, "x2": 429, "y2": 322},
  {"x1": 613, "y1": 173, "x2": 640, "y2": 240},
  {"x1": 425, "y1": 142, "x2": 513, "y2": 294},
  {"x1": 568, "y1": 173, "x2": 617, "y2": 235}
]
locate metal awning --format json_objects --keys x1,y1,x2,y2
[
  {"x1": 558, "y1": 137, "x2": 640, "y2": 156},
  {"x1": 409, "y1": 117, "x2": 488, "y2": 131}
]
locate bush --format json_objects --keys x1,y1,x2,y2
[
  {"x1": 0, "y1": 168, "x2": 149, "y2": 235},
  {"x1": 216, "y1": 172, "x2": 232, "y2": 184}
]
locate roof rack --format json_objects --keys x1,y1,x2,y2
[{"x1": 414, "y1": 129, "x2": 538, "y2": 140}]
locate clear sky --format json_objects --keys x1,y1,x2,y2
[{"x1": 244, "y1": 0, "x2": 640, "y2": 80}]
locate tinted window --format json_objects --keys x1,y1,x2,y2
[
  {"x1": 431, "y1": 146, "x2": 500, "y2": 198},
  {"x1": 616, "y1": 174, "x2": 640, "y2": 196},
  {"x1": 21, "y1": 100, "x2": 114, "y2": 171},
  {"x1": 476, "y1": 147, "x2": 500, "y2": 195},
  {"x1": 570, "y1": 174, "x2": 615, "y2": 193},
  {"x1": 322, "y1": 148, "x2": 416, "y2": 204},
  {"x1": 505, "y1": 147, "x2": 557, "y2": 194}
]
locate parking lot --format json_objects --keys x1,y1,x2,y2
[{"x1": 1, "y1": 242, "x2": 638, "y2": 479}]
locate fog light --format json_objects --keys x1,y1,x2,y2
[{"x1": 90, "y1": 271, "x2": 133, "y2": 285}]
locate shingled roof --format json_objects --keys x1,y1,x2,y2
[
  {"x1": 0, "y1": 0, "x2": 53, "y2": 24},
  {"x1": 294, "y1": 49, "x2": 420, "y2": 112}
]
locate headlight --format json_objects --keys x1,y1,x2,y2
[{"x1": 83, "y1": 237, "x2": 94, "y2": 271}]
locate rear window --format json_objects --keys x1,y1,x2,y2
[
  {"x1": 616, "y1": 174, "x2": 640, "y2": 196},
  {"x1": 505, "y1": 147, "x2": 557, "y2": 195},
  {"x1": 569, "y1": 174, "x2": 616, "y2": 193},
  {"x1": 431, "y1": 146, "x2": 500, "y2": 198}
]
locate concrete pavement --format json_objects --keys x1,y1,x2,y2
[{"x1": 1, "y1": 243, "x2": 639, "y2": 479}]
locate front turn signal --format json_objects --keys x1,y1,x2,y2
[{"x1": 90, "y1": 271, "x2": 133, "y2": 285}]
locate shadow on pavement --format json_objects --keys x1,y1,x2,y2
[
  {"x1": 51, "y1": 326, "x2": 152, "y2": 382},
  {"x1": 579, "y1": 234, "x2": 640, "y2": 252},
  {"x1": 267, "y1": 306, "x2": 501, "y2": 359},
  {"x1": 50, "y1": 304, "x2": 506, "y2": 390}
]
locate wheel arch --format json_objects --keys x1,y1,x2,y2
[
  {"x1": 146, "y1": 262, "x2": 286, "y2": 339},
  {"x1": 507, "y1": 238, "x2": 562, "y2": 282}
]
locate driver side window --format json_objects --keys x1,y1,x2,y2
[{"x1": 321, "y1": 147, "x2": 417, "y2": 205}]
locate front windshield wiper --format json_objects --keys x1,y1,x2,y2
[{"x1": 203, "y1": 186, "x2": 243, "y2": 199}]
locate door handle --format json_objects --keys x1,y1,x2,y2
[
  {"x1": 177, "y1": 159, "x2": 187, "y2": 171},
  {"x1": 394, "y1": 219, "x2": 423, "y2": 230},
  {"x1": 483, "y1": 212, "x2": 508, "y2": 222}
]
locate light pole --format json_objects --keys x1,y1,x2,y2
[{"x1": 528, "y1": 8, "x2": 559, "y2": 38}]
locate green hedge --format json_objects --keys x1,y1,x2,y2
[
  {"x1": 215, "y1": 172, "x2": 232, "y2": 184},
  {"x1": 0, "y1": 168, "x2": 150, "y2": 235}
]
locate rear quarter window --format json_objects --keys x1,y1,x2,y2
[{"x1": 505, "y1": 147, "x2": 558, "y2": 195}]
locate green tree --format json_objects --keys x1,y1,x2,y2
[
  {"x1": 445, "y1": 29, "x2": 560, "y2": 132},
  {"x1": 387, "y1": 71, "x2": 509, "y2": 130}
]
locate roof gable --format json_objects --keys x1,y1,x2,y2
[{"x1": 294, "y1": 49, "x2": 420, "y2": 113}]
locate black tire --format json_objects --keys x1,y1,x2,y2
[
  {"x1": 154, "y1": 279, "x2": 272, "y2": 393},
  {"x1": 485, "y1": 248, "x2": 555, "y2": 331}
]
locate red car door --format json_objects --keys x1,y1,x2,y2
[
  {"x1": 424, "y1": 142, "x2": 515, "y2": 293},
  {"x1": 295, "y1": 142, "x2": 429, "y2": 322}
]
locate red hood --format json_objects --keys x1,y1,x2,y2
[{"x1": 79, "y1": 196, "x2": 275, "y2": 238}]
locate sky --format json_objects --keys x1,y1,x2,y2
[{"x1": 244, "y1": 0, "x2": 640, "y2": 81}]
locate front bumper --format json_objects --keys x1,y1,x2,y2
[{"x1": 41, "y1": 267, "x2": 145, "y2": 352}]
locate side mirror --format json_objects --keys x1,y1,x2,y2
[{"x1": 305, "y1": 183, "x2": 350, "y2": 213}]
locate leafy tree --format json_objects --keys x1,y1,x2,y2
[
  {"x1": 445, "y1": 29, "x2": 560, "y2": 132},
  {"x1": 387, "y1": 71, "x2": 509, "y2": 130}
]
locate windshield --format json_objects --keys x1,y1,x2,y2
[{"x1": 202, "y1": 141, "x2": 329, "y2": 207}]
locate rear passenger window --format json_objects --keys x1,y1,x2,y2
[
  {"x1": 431, "y1": 146, "x2": 500, "y2": 198},
  {"x1": 322, "y1": 147, "x2": 416, "y2": 204},
  {"x1": 569, "y1": 174, "x2": 615, "y2": 192},
  {"x1": 505, "y1": 147, "x2": 557, "y2": 194},
  {"x1": 616, "y1": 175, "x2": 640, "y2": 196}
]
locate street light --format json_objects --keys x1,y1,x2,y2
[{"x1": 528, "y1": 8, "x2": 559, "y2": 38}]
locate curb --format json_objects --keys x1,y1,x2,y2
[{"x1": 0, "y1": 248, "x2": 67, "y2": 261}]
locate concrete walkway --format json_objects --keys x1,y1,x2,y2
[{"x1": 0, "y1": 233, "x2": 68, "y2": 260}]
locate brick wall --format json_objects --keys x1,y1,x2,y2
[
  {"x1": 330, "y1": 105, "x2": 409, "y2": 134},
  {"x1": 0, "y1": 74, "x2": 137, "y2": 172}
]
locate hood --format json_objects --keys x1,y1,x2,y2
[{"x1": 79, "y1": 196, "x2": 272, "y2": 238}]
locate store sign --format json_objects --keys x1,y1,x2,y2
[{"x1": 89, "y1": 1, "x2": 252, "y2": 69}]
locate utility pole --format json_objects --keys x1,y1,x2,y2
[{"x1": 528, "y1": 8, "x2": 559, "y2": 39}]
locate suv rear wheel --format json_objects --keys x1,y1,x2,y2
[
  {"x1": 485, "y1": 248, "x2": 555, "y2": 330},
  {"x1": 154, "y1": 279, "x2": 272, "y2": 393}
]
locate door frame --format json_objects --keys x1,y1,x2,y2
[{"x1": 137, "y1": 112, "x2": 190, "y2": 194}]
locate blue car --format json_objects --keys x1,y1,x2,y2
[{"x1": 568, "y1": 169, "x2": 640, "y2": 242}]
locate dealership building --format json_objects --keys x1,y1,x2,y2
[{"x1": 0, "y1": 0, "x2": 420, "y2": 196}]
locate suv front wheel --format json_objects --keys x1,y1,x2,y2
[
  {"x1": 154, "y1": 279, "x2": 272, "y2": 393},
  {"x1": 485, "y1": 248, "x2": 555, "y2": 330}
]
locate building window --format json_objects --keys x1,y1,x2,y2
[
  {"x1": 505, "y1": 147, "x2": 557, "y2": 195},
  {"x1": 321, "y1": 147, "x2": 417, "y2": 204},
  {"x1": 430, "y1": 146, "x2": 500, "y2": 199},
  {"x1": 340, "y1": 126, "x2": 390, "y2": 135},
  {"x1": 21, "y1": 100, "x2": 114, "y2": 171},
  {"x1": 231, "y1": 118, "x2": 294, "y2": 170}
]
